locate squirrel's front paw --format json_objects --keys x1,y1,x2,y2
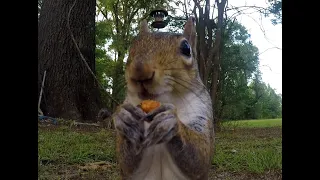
[
  {"x1": 142, "y1": 103, "x2": 178, "y2": 148},
  {"x1": 113, "y1": 103, "x2": 146, "y2": 150}
]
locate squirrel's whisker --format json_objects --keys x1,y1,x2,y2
[{"x1": 166, "y1": 76, "x2": 209, "y2": 107}]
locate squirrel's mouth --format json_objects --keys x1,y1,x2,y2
[{"x1": 138, "y1": 86, "x2": 163, "y2": 100}]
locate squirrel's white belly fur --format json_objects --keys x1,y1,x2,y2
[{"x1": 130, "y1": 122, "x2": 189, "y2": 180}]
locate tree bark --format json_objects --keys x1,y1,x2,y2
[
  {"x1": 111, "y1": 52, "x2": 125, "y2": 111},
  {"x1": 210, "y1": 0, "x2": 227, "y2": 132},
  {"x1": 38, "y1": 0, "x2": 101, "y2": 121},
  {"x1": 195, "y1": 5, "x2": 207, "y2": 85}
]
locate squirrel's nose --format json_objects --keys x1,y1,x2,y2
[{"x1": 130, "y1": 61, "x2": 155, "y2": 84}]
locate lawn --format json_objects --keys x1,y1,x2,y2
[
  {"x1": 38, "y1": 118, "x2": 282, "y2": 180},
  {"x1": 222, "y1": 118, "x2": 282, "y2": 128}
]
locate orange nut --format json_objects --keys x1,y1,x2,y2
[{"x1": 140, "y1": 100, "x2": 161, "y2": 113}]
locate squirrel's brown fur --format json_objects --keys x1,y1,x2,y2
[{"x1": 112, "y1": 17, "x2": 214, "y2": 180}]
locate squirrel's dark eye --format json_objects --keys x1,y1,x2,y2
[{"x1": 180, "y1": 40, "x2": 191, "y2": 57}]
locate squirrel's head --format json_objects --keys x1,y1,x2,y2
[{"x1": 125, "y1": 17, "x2": 199, "y2": 101}]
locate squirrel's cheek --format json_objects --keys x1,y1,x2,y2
[
  {"x1": 181, "y1": 56, "x2": 193, "y2": 66},
  {"x1": 153, "y1": 71, "x2": 161, "y2": 82}
]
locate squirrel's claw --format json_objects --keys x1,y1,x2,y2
[
  {"x1": 113, "y1": 103, "x2": 146, "y2": 151},
  {"x1": 142, "y1": 106, "x2": 178, "y2": 148},
  {"x1": 144, "y1": 103, "x2": 176, "y2": 122}
]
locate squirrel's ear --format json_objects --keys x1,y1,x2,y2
[
  {"x1": 183, "y1": 17, "x2": 196, "y2": 49},
  {"x1": 139, "y1": 20, "x2": 149, "y2": 35}
]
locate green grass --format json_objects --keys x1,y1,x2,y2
[
  {"x1": 222, "y1": 118, "x2": 282, "y2": 128},
  {"x1": 213, "y1": 128, "x2": 282, "y2": 173},
  {"x1": 38, "y1": 119, "x2": 282, "y2": 179},
  {"x1": 38, "y1": 127, "x2": 116, "y2": 165}
]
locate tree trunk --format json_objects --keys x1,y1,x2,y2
[
  {"x1": 210, "y1": 0, "x2": 227, "y2": 132},
  {"x1": 196, "y1": 9, "x2": 207, "y2": 84},
  {"x1": 38, "y1": 0, "x2": 101, "y2": 121},
  {"x1": 111, "y1": 52, "x2": 125, "y2": 111}
]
